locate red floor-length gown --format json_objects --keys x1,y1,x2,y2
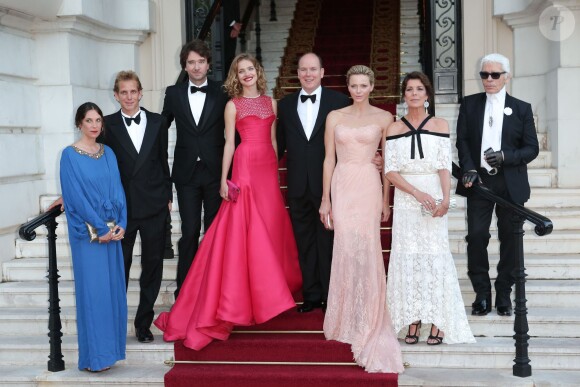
[{"x1": 155, "y1": 95, "x2": 302, "y2": 350}]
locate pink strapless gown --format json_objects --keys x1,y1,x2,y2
[{"x1": 155, "y1": 95, "x2": 302, "y2": 350}]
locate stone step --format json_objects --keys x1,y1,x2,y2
[
  {"x1": 255, "y1": 40, "x2": 287, "y2": 52},
  {"x1": 399, "y1": 368, "x2": 580, "y2": 387},
  {"x1": 251, "y1": 22, "x2": 292, "y2": 35},
  {"x1": 6, "y1": 251, "x2": 580, "y2": 283},
  {"x1": 2, "y1": 304, "x2": 578, "y2": 339},
  {"x1": 1, "y1": 277, "x2": 578, "y2": 309},
  {"x1": 0, "y1": 280, "x2": 176, "y2": 308},
  {"x1": 15, "y1": 227, "x2": 580, "y2": 259},
  {"x1": 25, "y1": 202, "x2": 576, "y2": 244},
  {"x1": 0, "y1": 364, "x2": 166, "y2": 387},
  {"x1": 2, "y1": 364, "x2": 579, "y2": 387},
  {"x1": 458, "y1": 279, "x2": 580, "y2": 309},
  {"x1": 0, "y1": 306, "x2": 170, "y2": 337},
  {"x1": 1, "y1": 334, "x2": 578, "y2": 371},
  {"x1": 452, "y1": 253, "x2": 580, "y2": 280},
  {"x1": 0, "y1": 335, "x2": 172, "y2": 366},
  {"x1": 3, "y1": 256, "x2": 179, "y2": 282},
  {"x1": 403, "y1": 337, "x2": 580, "y2": 371},
  {"x1": 254, "y1": 30, "x2": 291, "y2": 42}
]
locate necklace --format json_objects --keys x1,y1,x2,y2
[
  {"x1": 242, "y1": 94, "x2": 261, "y2": 99},
  {"x1": 72, "y1": 143, "x2": 104, "y2": 159}
]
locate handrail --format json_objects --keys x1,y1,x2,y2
[
  {"x1": 19, "y1": 206, "x2": 63, "y2": 241},
  {"x1": 18, "y1": 205, "x2": 65, "y2": 372},
  {"x1": 451, "y1": 161, "x2": 552, "y2": 378},
  {"x1": 198, "y1": 0, "x2": 223, "y2": 42},
  {"x1": 451, "y1": 163, "x2": 553, "y2": 236}
]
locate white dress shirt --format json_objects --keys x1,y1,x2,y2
[
  {"x1": 122, "y1": 108, "x2": 147, "y2": 153},
  {"x1": 297, "y1": 86, "x2": 322, "y2": 140},
  {"x1": 188, "y1": 80, "x2": 208, "y2": 125},
  {"x1": 481, "y1": 87, "x2": 506, "y2": 170}
]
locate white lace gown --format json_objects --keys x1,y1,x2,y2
[{"x1": 385, "y1": 132, "x2": 475, "y2": 344}]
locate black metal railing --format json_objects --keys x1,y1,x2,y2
[
  {"x1": 239, "y1": 0, "x2": 261, "y2": 61},
  {"x1": 18, "y1": 206, "x2": 65, "y2": 372},
  {"x1": 452, "y1": 162, "x2": 553, "y2": 378}
]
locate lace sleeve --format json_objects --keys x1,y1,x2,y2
[
  {"x1": 434, "y1": 136, "x2": 452, "y2": 173},
  {"x1": 384, "y1": 138, "x2": 399, "y2": 174}
]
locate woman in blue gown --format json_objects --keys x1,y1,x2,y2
[{"x1": 60, "y1": 102, "x2": 128, "y2": 372}]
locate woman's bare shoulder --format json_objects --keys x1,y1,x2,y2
[
  {"x1": 429, "y1": 117, "x2": 449, "y2": 134},
  {"x1": 386, "y1": 120, "x2": 407, "y2": 136}
]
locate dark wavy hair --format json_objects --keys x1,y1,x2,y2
[
  {"x1": 75, "y1": 102, "x2": 105, "y2": 132},
  {"x1": 179, "y1": 39, "x2": 212, "y2": 69},
  {"x1": 401, "y1": 71, "x2": 434, "y2": 114},
  {"x1": 223, "y1": 53, "x2": 267, "y2": 98}
]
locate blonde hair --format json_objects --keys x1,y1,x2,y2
[
  {"x1": 346, "y1": 65, "x2": 375, "y2": 85},
  {"x1": 114, "y1": 70, "x2": 142, "y2": 93},
  {"x1": 223, "y1": 53, "x2": 267, "y2": 98}
]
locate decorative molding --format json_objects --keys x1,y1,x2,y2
[
  {"x1": 500, "y1": 0, "x2": 580, "y2": 28},
  {"x1": 31, "y1": 16, "x2": 150, "y2": 44},
  {"x1": 0, "y1": 6, "x2": 35, "y2": 36}
]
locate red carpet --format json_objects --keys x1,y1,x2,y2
[{"x1": 164, "y1": 308, "x2": 398, "y2": 386}]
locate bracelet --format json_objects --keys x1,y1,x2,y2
[{"x1": 411, "y1": 188, "x2": 417, "y2": 196}]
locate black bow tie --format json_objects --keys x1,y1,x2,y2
[
  {"x1": 190, "y1": 85, "x2": 208, "y2": 94},
  {"x1": 300, "y1": 94, "x2": 316, "y2": 103},
  {"x1": 124, "y1": 112, "x2": 141, "y2": 126}
]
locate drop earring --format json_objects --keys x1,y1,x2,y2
[
  {"x1": 403, "y1": 101, "x2": 408, "y2": 116},
  {"x1": 424, "y1": 100, "x2": 430, "y2": 115}
]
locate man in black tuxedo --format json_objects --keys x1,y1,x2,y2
[
  {"x1": 104, "y1": 71, "x2": 172, "y2": 343},
  {"x1": 456, "y1": 53, "x2": 539, "y2": 317},
  {"x1": 162, "y1": 40, "x2": 230, "y2": 299},
  {"x1": 277, "y1": 53, "x2": 350, "y2": 313}
]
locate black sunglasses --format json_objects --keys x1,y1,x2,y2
[{"x1": 479, "y1": 71, "x2": 506, "y2": 80}]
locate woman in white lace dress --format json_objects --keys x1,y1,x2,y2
[{"x1": 385, "y1": 72, "x2": 475, "y2": 345}]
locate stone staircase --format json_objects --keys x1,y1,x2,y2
[
  {"x1": 244, "y1": 0, "x2": 298, "y2": 95},
  {"x1": 400, "y1": 0, "x2": 422, "y2": 77},
  {"x1": 2, "y1": 1, "x2": 580, "y2": 386}
]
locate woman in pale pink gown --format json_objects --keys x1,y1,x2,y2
[
  {"x1": 154, "y1": 54, "x2": 302, "y2": 350},
  {"x1": 319, "y1": 65, "x2": 404, "y2": 373}
]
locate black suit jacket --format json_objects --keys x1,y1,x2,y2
[
  {"x1": 277, "y1": 87, "x2": 350, "y2": 198},
  {"x1": 162, "y1": 79, "x2": 229, "y2": 184},
  {"x1": 456, "y1": 92, "x2": 539, "y2": 204},
  {"x1": 103, "y1": 108, "x2": 172, "y2": 220}
]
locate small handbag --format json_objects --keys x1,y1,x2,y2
[
  {"x1": 226, "y1": 180, "x2": 240, "y2": 203},
  {"x1": 421, "y1": 197, "x2": 457, "y2": 216},
  {"x1": 86, "y1": 220, "x2": 116, "y2": 242}
]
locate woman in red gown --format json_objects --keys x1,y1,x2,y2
[{"x1": 155, "y1": 54, "x2": 302, "y2": 350}]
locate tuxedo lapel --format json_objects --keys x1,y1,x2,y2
[
  {"x1": 133, "y1": 109, "x2": 160, "y2": 175},
  {"x1": 501, "y1": 93, "x2": 515, "y2": 146},
  {"x1": 475, "y1": 93, "x2": 486, "y2": 140},
  {"x1": 108, "y1": 111, "x2": 138, "y2": 159},
  {"x1": 310, "y1": 88, "x2": 330, "y2": 140},
  {"x1": 178, "y1": 83, "x2": 197, "y2": 129},
  {"x1": 197, "y1": 81, "x2": 217, "y2": 132},
  {"x1": 290, "y1": 92, "x2": 308, "y2": 141}
]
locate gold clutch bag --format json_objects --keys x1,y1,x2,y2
[{"x1": 86, "y1": 220, "x2": 116, "y2": 242}]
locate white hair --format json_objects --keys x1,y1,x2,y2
[{"x1": 480, "y1": 53, "x2": 510, "y2": 75}]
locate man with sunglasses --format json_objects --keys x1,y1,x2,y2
[{"x1": 456, "y1": 53, "x2": 539, "y2": 317}]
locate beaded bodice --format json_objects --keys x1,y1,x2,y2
[{"x1": 233, "y1": 95, "x2": 274, "y2": 121}]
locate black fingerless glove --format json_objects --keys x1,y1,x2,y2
[
  {"x1": 485, "y1": 151, "x2": 504, "y2": 167},
  {"x1": 462, "y1": 170, "x2": 480, "y2": 186}
]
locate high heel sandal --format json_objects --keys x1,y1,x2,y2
[
  {"x1": 427, "y1": 325, "x2": 444, "y2": 345},
  {"x1": 404, "y1": 321, "x2": 421, "y2": 344}
]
